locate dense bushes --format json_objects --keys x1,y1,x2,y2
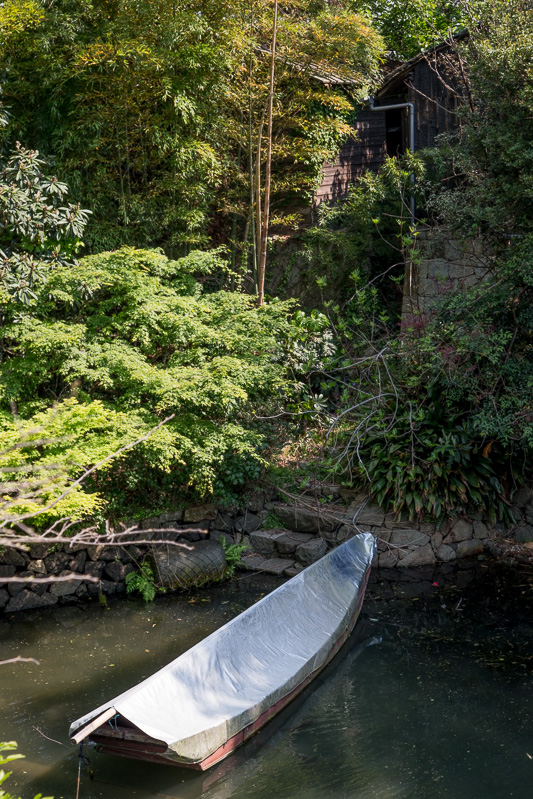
[
  {"x1": 0, "y1": 245, "x2": 323, "y2": 518},
  {"x1": 297, "y1": 1, "x2": 533, "y2": 520},
  {"x1": 3, "y1": 1, "x2": 533, "y2": 529},
  {"x1": 0, "y1": 0, "x2": 383, "y2": 256},
  {"x1": 426, "y1": 0, "x2": 533, "y2": 239},
  {"x1": 306, "y1": 208, "x2": 533, "y2": 521},
  {"x1": 0, "y1": 143, "x2": 90, "y2": 303}
]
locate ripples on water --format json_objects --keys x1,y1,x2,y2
[{"x1": 0, "y1": 565, "x2": 531, "y2": 799}]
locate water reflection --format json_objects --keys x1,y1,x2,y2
[{"x1": 0, "y1": 567, "x2": 531, "y2": 799}]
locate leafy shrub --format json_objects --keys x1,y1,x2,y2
[
  {"x1": 0, "y1": 741, "x2": 52, "y2": 799},
  {"x1": 288, "y1": 2, "x2": 533, "y2": 522},
  {"x1": 416, "y1": 238, "x2": 533, "y2": 452},
  {"x1": 314, "y1": 235, "x2": 532, "y2": 523},
  {"x1": 220, "y1": 539, "x2": 249, "y2": 578},
  {"x1": 426, "y1": 0, "x2": 533, "y2": 240},
  {"x1": 359, "y1": 409, "x2": 510, "y2": 523},
  {"x1": 299, "y1": 152, "x2": 427, "y2": 308},
  {"x1": 0, "y1": 246, "x2": 319, "y2": 518},
  {"x1": 261, "y1": 510, "x2": 284, "y2": 530},
  {"x1": 0, "y1": 399, "x2": 144, "y2": 524},
  {"x1": 0, "y1": 144, "x2": 90, "y2": 304},
  {"x1": 125, "y1": 562, "x2": 158, "y2": 602}
]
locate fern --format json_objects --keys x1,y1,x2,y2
[
  {"x1": 220, "y1": 539, "x2": 249, "y2": 578},
  {"x1": 125, "y1": 563, "x2": 157, "y2": 602}
]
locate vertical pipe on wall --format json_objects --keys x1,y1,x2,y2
[{"x1": 365, "y1": 97, "x2": 416, "y2": 226}]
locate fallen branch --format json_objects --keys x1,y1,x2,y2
[
  {"x1": 0, "y1": 655, "x2": 40, "y2": 666},
  {"x1": 0, "y1": 573, "x2": 98, "y2": 584},
  {"x1": 0, "y1": 527, "x2": 195, "y2": 552}
]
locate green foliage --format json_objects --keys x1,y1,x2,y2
[
  {"x1": 408, "y1": 235, "x2": 533, "y2": 453},
  {"x1": 427, "y1": 0, "x2": 533, "y2": 238},
  {"x1": 354, "y1": 0, "x2": 465, "y2": 59},
  {"x1": 262, "y1": 1, "x2": 533, "y2": 524},
  {"x1": 293, "y1": 139, "x2": 531, "y2": 521},
  {"x1": 312, "y1": 223, "x2": 533, "y2": 522},
  {"x1": 0, "y1": 245, "x2": 320, "y2": 518},
  {"x1": 220, "y1": 538, "x2": 249, "y2": 578},
  {"x1": 0, "y1": 0, "x2": 383, "y2": 256},
  {"x1": 301, "y1": 152, "x2": 426, "y2": 309},
  {"x1": 359, "y1": 406, "x2": 510, "y2": 523},
  {"x1": 304, "y1": 316, "x2": 520, "y2": 523},
  {"x1": 0, "y1": 742, "x2": 52, "y2": 799},
  {"x1": 383, "y1": 0, "x2": 533, "y2": 506},
  {"x1": 0, "y1": 400, "x2": 126, "y2": 524},
  {"x1": 0, "y1": 144, "x2": 90, "y2": 303},
  {"x1": 125, "y1": 563, "x2": 158, "y2": 602},
  {"x1": 262, "y1": 510, "x2": 284, "y2": 529}
]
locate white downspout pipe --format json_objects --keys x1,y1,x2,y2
[{"x1": 365, "y1": 97, "x2": 416, "y2": 225}]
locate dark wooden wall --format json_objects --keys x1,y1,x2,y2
[
  {"x1": 408, "y1": 58, "x2": 459, "y2": 150},
  {"x1": 315, "y1": 108, "x2": 386, "y2": 204},
  {"x1": 315, "y1": 49, "x2": 461, "y2": 206}
]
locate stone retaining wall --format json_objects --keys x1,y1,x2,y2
[
  {"x1": 2, "y1": 485, "x2": 531, "y2": 614},
  {"x1": 402, "y1": 228, "x2": 493, "y2": 317}
]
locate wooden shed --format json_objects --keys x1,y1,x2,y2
[{"x1": 316, "y1": 37, "x2": 466, "y2": 205}]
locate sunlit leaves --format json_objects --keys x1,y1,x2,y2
[
  {"x1": 0, "y1": 0, "x2": 384, "y2": 254},
  {"x1": 0, "y1": 144, "x2": 90, "y2": 303},
  {"x1": 355, "y1": 0, "x2": 466, "y2": 60},
  {"x1": 0, "y1": 246, "x2": 309, "y2": 511}
]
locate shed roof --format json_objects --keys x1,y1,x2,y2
[
  {"x1": 257, "y1": 44, "x2": 360, "y2": 86},
  {"x1": 377, "y1": 30, "x2": 468, "y2": 97}
]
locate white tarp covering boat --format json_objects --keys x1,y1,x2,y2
[{"x1": 69, "y1": 532, "x2": 376, "y2": 769}]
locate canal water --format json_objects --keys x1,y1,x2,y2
[{"x1": 0, "y1": 562, "x2": 531, "y2": 799}]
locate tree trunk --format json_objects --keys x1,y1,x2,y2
[{"x1": 257, "y1": 0, "x2": 278, "y2": 307}]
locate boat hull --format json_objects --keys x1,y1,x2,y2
[
  {"x1": 88, "y1": 566, "x2": 370, "y2": 770},
  {"x1": 70, "y1": 532, "x2": 376, "y2": 769}
]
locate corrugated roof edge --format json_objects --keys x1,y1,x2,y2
[
  {"x1": 256, "y1": 43, "x2": 361, "y2": 86},
  {"x1": 376, "y1": 30, "x2": 469, "y2": 98}
]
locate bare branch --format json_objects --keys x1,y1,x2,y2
[
  {"x1": 0, "y1": 656, "x2": 40, "y2": 666},
  {"x1": 0, "y1": 414, "x2": 175, "y2": 528},
  {"x1": 0, "y1": 573, "x2": 98, "y2": 584}
]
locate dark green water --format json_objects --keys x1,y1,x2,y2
[{"x1": 0, "y1": 564, "x2": 531, "y2": 799}]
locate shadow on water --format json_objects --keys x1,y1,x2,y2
[
  {"x1": 20, "y1": 621, "x2": 381, "y2": 799},
  {"x1": 2, "y1": 561, "x2": 532, "y2": 799}
]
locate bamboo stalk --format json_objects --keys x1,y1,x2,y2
[
  {"x1": 240, "y1": 211, "x2": 251, "y2": 274},
  {"x1": 71, "y1": 707, "x2": 117, "y2": 745},
  {"x1": 249, "y1": 92, "x2": 257, "y2": 284},
  {"x1": 257, "y1": 0, "x2": 278, "y2": 307},
  {"x1": 248, "y1": 0, "x2": 258, "y2": 284},
  {"x1": 255, "y1": 107, "x2": 265, "y2": 274}
]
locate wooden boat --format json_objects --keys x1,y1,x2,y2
[{"x1": 69, "y1": 532, "x2": 376, "y2": 771}]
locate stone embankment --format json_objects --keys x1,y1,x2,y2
[
  {"x1": 1, "y1": 485, "x2": 532, "y2": 614},
  {"x1": 402, "y1": 228, "x2": 494, "y2": 316}
]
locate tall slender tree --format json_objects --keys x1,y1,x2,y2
[{"x1": 257, "y1": 0, "x2": 278, "y2": 306}]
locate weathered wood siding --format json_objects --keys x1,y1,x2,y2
[
  {"x1": 316, "y1": 109, "x2": 387, "y2": 204},
  {"x1": 315, "y1": 47, "x2": 462, "y2": 206},
  {"x1": 408, "y1": 57, "x2": 459, "y2": 150}
]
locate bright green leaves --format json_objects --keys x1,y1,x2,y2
[
  {"x1": 0, "y1": 741, "x2": 52, "y2": 799},
  {"x1": 0, "y1": 0, "x2": 44, "y2": 41},
  {"x1": 125, "y1": 563, "x2": 158, "y2": 602},
  {"x1": 0, "y1": 246, "x2": 304, "y2": 513},
  {"x1": 0, "y1": 0, "x2": 384, "y2": 257},
  {"x1": 355, "y1": 0, "x2": 466, "y2": 60},
  {"x1": 0, "y1": 398, "x2": 148, "y2": 523}
]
